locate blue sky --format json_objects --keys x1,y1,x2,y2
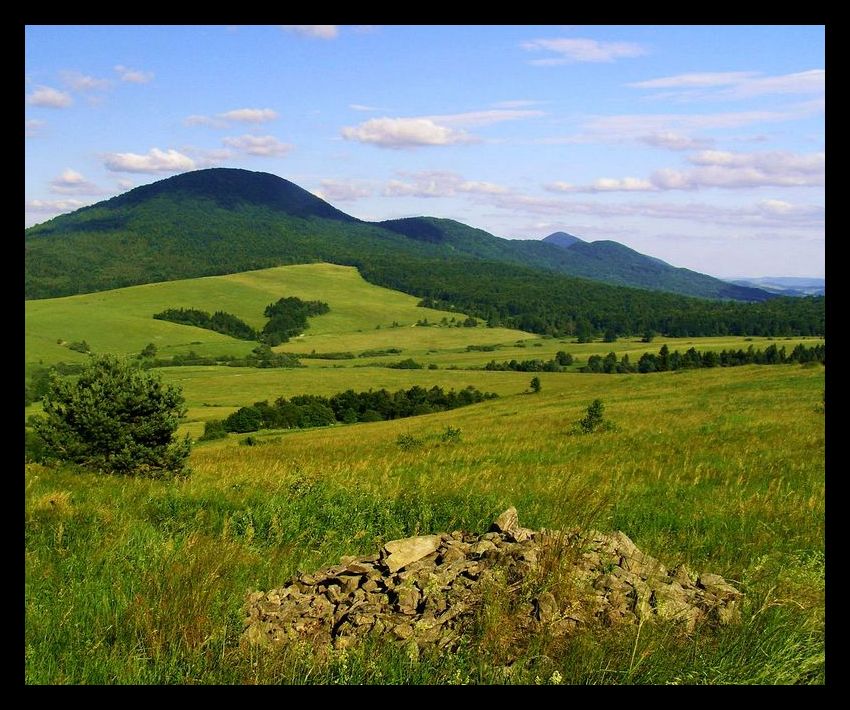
[{"x1": 25, "y1": 25, "x2": 825, "y2": 279}]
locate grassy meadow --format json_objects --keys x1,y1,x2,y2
[{"x1": 24, "y1": 265, "x2": 825, "y2": 684}]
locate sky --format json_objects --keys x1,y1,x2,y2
[{"x1": 24, "y1": 24, "x2": 825, "y2": 279}]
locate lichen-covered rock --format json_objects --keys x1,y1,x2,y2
[{"x1": 243, "y1": 509, "x2": 743, "y2": 654}]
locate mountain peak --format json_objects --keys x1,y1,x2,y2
[
  {"x1": 100, "y1": 168, "x2": 357, "y2": 222},
  {"x1": 543, "y1": 231, "x2": 584, "y2": 249}
]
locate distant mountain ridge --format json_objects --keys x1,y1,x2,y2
[
  {"x1": 25, "y1": 167, "x2": 771, "y2": 303},
  {"x1": 727, "y1": 277, "x2": 825, "y2": 297}
]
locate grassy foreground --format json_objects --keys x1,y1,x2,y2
[{"x1": 25, "y1": 363, "x2": 825, "y2": 684}]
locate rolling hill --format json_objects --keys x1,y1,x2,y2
[{"x1": 25, "y1": 167, "x2": 771, "y2": 302}]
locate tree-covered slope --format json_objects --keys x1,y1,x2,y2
[
  {"x1": 541, "y1": 237, "x2": 769, "y2": 301},
  {"x1": 26, "y1": 168, "x2": 772, "y2": 303}
]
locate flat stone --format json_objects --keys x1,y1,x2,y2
[
  {"x1": 697, "y1": 573, "x2": 742, "y2": 600},
  {"x1": 470, "y1": 539, "x2": 497, "y2": 556},
  {"x1": 534, "y1": 591, "x2": 559, "y2": 624},
  {"x1": 492, "y1": 507, "x2": 519, "y2": 534},
  {"x1": 383, "y1": 535, "x2": 441, "y2": 573}
]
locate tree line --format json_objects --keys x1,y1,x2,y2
[
  {"x1": 582, "y1": 342, "x2": 824, "y2": 374},
  {"x1": 204, "y1": 384, "x2": 498, "y2": 436}
]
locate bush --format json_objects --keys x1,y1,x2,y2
[
  {"x1": 199, "y1": 419, "x2": 227, "y2": 441},
  {"x1": 573, "y1": 399, "x2": 616, "y2": 435},
  {"x1": 31, "y1": 354, "x2": 191, "y2": 478}
]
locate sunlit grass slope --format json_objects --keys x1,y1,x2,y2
[
  {"x1": 24, "y1": 263, "x2": 533, "y2": 373},
  {"x1": 25, "y1": 363, "x2": 825, "y2": 684}
]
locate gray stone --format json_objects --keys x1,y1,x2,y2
[
  {"x1": 492, "y1": 507, "x2": 519, "y2": 534},
  {"x1": 383, "y1": 535, "x2": 441, "y2": 573},
  {"x1": 243, "y1": 510, "x2": 744, "y2": 654},
  {"x1": 534, "y1": 591, "x2": 559, "y2": 624}
]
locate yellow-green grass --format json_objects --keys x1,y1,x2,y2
[
  {"x1": 336, "y1": 334, "x2": 825, "y2": 370},
  {"x1": 25, "y1": 263, "x2": 534, "y2": 375},
  {"x1": 25, "y1": 363, "x2": 824, "y2": 684}
]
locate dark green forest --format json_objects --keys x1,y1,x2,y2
[{"x1": 25, "y1": 168, "x2": 824, "y2": 339}]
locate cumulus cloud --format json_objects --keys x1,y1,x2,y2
[
  {"x1": 114, "y1": 65, "x2": 154, "y2": 83},
  {"x1": 185, "y1": 108, "x2": 278, "y2": 128},
  {"x1": 639, "y1": 132, "x2": 713, "y2": 151},
  {"x1": 522, "y1": 37, "x2": 647, "y2": 65},
  {"x1": 26, "y1": 85, "x2": 72, "y2": 108},
  {"x1": 49, "y1": 168, "x2": 105, "y2": 195},
  {"x1": 222, "y1": 134, "x2": 292, "y2": 156},
  {"x1": 547, "y1": 149, "x2": 824, "y2": 194},
  {"x1": 280, "y1": 25, "x2": 338, "y2": 39},
  {"x1": 218, "y1": 108, "x2": 278, "y2": 123},
  {"x1": 566, "y1": 104, "x2": 823, "y2": 145},
  {"x1": 342, "y1": 118, "x2": 474, "y2": 148},
  {"x1": 485, "y1": 191, "x2": 823, "y2": 231},
  {"x1": 103, "y1": 147, "x2": 196, "y2": 173},
  {"x1": 60, "y1": 70, "x2": 110, "y2": 92},
  {"x1": 341, "y1": 109, "x2": 542, "y2": 149},
  {"x1": 26, "y1": 198, "x2": 88, "y2": 214},
  {"x1": 650, "y1": 150, "x2": 825, "y2": 189},
  {"x1": 424, "y1": 109, "x2": 544, "y2": 127},
  {"x1": 382, "y1": 171, "x2": 509, "y2": 198},
  {"x1": 629, "y1": 69, "x2": 824, "y2": 101},
  {"x1": 314, "y1": 179, "x2": 372, "y2": 202},
  {"x1": 26, "y1": 119, "x2": 45, "y2": 137}
]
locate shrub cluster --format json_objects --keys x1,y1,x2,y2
[
  {"x1": 153, "y1": 308, "x2": 257, "y2": 341},
  {"x1": 582, "y1": 342, "x2": 824, "y2": 374},
  {"x1": 483, "y1": 351, "x2": 573, "y2": 372},
  {"x1": 215, "y1": 385, "x2": 497, "y2": 434}
]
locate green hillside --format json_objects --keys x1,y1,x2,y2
[
  {"x1": 24, "y1": 263, "x2": 532, "y2": 374},
  {"x1": 26, "y1": 168, "x2": 770, "y2": 303}
]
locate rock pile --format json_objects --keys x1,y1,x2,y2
[{"x1": 243, "y1": 508, "x2": 742, "y2": 653}]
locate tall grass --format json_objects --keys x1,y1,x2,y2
[{"x1": 25, "y1": 363, "x2": 824, "y2": 684}]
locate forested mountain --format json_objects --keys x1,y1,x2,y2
[{"x1": 25, "y1": 168, "x2": 824, "y2": 337}]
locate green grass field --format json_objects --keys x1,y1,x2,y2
[{"x1": 24, "y1": 265, "x2": 825, "y2": 685}]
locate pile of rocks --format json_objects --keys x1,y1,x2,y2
[{"x1": 243, "y1": 508, "x2": 742, "y2": 653}]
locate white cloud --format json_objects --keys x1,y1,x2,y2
[
  {"x1": 117, "y1": 179, "x2": 135, "y2": 189},
  {"x1": 629, "y1": 69, "x2": 824, "y2": 101},
  {"x1": 650, "y1": 150, "x2": 824, "y2": 190},
  {"x1": 350, "y1": 104, "x2": 381, "y2": 112},
  {"x1": 629, "y1": 72, "x2": 758, "y2": 89},
  {"x1": 592, "y1": 177, "x2": 655, "y2": 192},
  {"x1": 566, "y1": 104, "x2": 824, "y2": 145},
  {"x1": 26, "y1": 119, "x2": 45, "y2": 137},
  {"x1": 382, "y1": 171, "x2": 509, "y2": 198},
  {"x1": 114, "y1": 65, "x2": 154, "y2": 83},
  {"x1": 185, "y1": 108, "x2": 279, "y2": 128},
  {"x1": 521, "y1": 37, "x2": 647, "y2": 64},
  {"x1": 61, "y1": 70, "x2": 111, "y2": 92},
  {"x1": 26, "y1": 198, "x2": 88, "y2": 214},
  {"x1": 423, "y1": 109, "x2": 544, "y2": 127},
  {"x1": 222, "y1": 134, "x2": 292, "y2": 156},
  {"x1": 280, "y1": 25, "x2": 339, "y2": 39},
  {"x1": 485, "y1": 192, "x2": 823, "y2": 231},
  {"x1": 218, "y1": 108, "x2": 278, "y2": 123},
  {"x1": 342, "y1": 118, "x2": 474, "y2": 148},
  {"x1": 103, "y1": 147, "x2": 196, "y2": 174},
  {"x1": 341, "y1": 109, "x2": 541, "y2": 149},
  {"x1": 314, "y1": 179, "x2": 372, "y2": 202},
  {"x1": 26, "y1": 85, "x2": 72, "y2": 108},
  {"x1": 185, "y1": 114, "x2": 221, "y2": 127},
  {"x1": 49, "y1": 168, "x2": 105, "y2": 195},
  {"x1": 639, "y1": 132, "x2": 713, "y2": 151}
]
